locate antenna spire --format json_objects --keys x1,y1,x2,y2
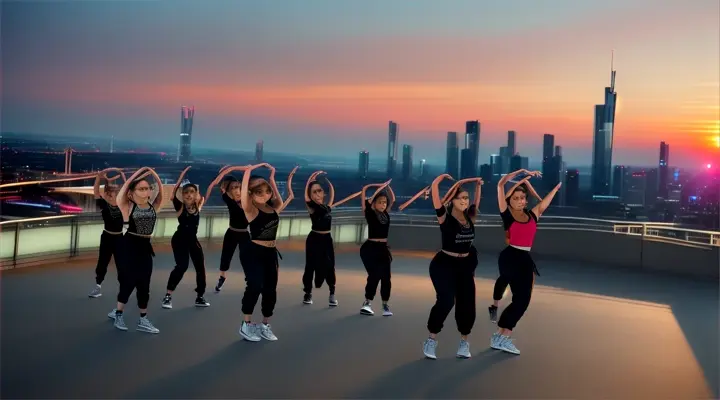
[{"x1": 610, "y1": 50, "x2": 616, "y2": 92}]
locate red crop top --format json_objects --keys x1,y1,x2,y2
[{"x1": 501, "y1": 208, "x2": 538, "y2": 250}]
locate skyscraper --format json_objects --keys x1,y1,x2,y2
[
  {"x1": 565, "y1": 170, "x2": 580, "y2": 206},
  {"x1": 445, "y1": 132, "x2": 459, "y2": 177},
  {"x1": 387, "y1": 121, "x2": 399, "y2": 176},
  {"x1": 255, "y1": 140, "x2": 264, "y2": 162},
  {"x1": 658, "y1": 141, "x2": 670, "y2": 198},
  {"x1": 460, "y1": 149, "x2": 474, "y2": 178},
  {"x1": 510, "y1": 155, "x2": 528, "y2": 171},
  {"x1": 402, "y1": 144, "x2": 413, "y2": 180},
  {"x1": 358, "y1": 150, "x2": 369, "y2": 178},
  {"x1": 420, "y1": 159, "x2": 427, "y2": 178},
  {"x1": 507, "y1": 130, "x2": 516, "y2": 157},
  {"x1": 542, "y1": 134, "x2": 555, "y2": 188},
  {"x1": 465, "y1": 120, "x2": 480, "y2": 174},
  {"x1": 591, "y1": 54, "x2": 618, "y2": 195},
  {"x1": 179, "y1": 106, "x2": 195, "y2": 163},
  {"x1": 542, "y1": 133, "x2": 555, "y2": 178},
  {"x1": 612, "y1": 165, "x2": 627, "y2": 199}
]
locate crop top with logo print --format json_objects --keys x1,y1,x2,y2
[
  {"x1": 127, "y1": 202, "x2": 156, "y2": 235},
  {"x1": 307, "y1": 201, "x2": 332, "y2": 231},
  {"x1": 435, "y1": 205, "x2": 475, "y2": 253},
  {"x1": 249, "y1": 209, "x2": 279, "y2": 241},
  {"x1": 96, "y1": 198, "x2": 124, "y2": 232},
  {"x1": 222, "y1": 192, "x2": 249, "y2": 230},
  {"x1": 365, "y1": 200, "x2": 390, "y2": 239},
  {"x1": 501, "y1": 208, "x2": 538, "y2": 250},
  {"x1": 172, "y1": 197, "x2": 200, "y2": 236}
]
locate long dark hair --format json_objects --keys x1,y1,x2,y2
[{"x1": 446, "y1": 185, "x2": 477, "y2": 219}]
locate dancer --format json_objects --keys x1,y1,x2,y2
[
  {"x1": 205, "y1": 165, "x2": 251, "y2": 293},
  {"x1": 359, "y1": 179, "x2": 395, "y2": 316},
  {"x1": 397, "y1": 185, "x2": 431, "y2": 211},
  {"x1": 422, "y1": 174, "x2": 483, "y2": 360},
  {"x1": 107, "y1": 167, "x2": 164, "y2": 334},
  {"x1": 488, "y1": 173, "x2": 543, "y2": 323},
  {"x1": 88, "y1": 168, "x2": 126, "y2": 298},
  {"x1": 490, "y1": 169, "x2": 561, "y2": 355},
  {"x1": 301, "y1": 171, "x2": 361, "y2": 306},
  {"x1": 237, "y1": 163, "x2": 297, "y2": 342},
  {"x1": 162, "y1": 166, "x2": 210, "y2": 309}
]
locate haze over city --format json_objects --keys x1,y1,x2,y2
[{"x1": 3, "y1": 0, "x2": 719, "y2": 167}]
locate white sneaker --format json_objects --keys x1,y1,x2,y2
[
  {"x1": 258, "y1": 323, "x2": 278, "y2": 341},
  {"x1": 360, "y1": 300, "x2": 374, "y2": 315},
  {"x1": 456, "y1": 339, "x2": 471, "y2": 359},
  {"x1": 423, "y1": 338, "x2": 438, "y2": 360},
  {"x1": 382, "y1": 303, "x2": 393, "y2": 317},
  {"x1": 239, "y1": 321, "x2": 261, "y2": 342},
  {"x1": 137, "y1": 316, "x2": 159, "y2": 334},
  {"x1": 107, "y1": 308, "x2": 118, "y2": 320},
  {"x1": 499, "y1": 336, "x2": 520, "y2": 355},
  {"x1": 88, "y1": 284, "x2": 102, "y2": 298}
]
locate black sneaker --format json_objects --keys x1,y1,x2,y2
[
  {"x1": 489, "y1": 305, "x2": 498, "y2": 323},
  {"x1": 161, "y1": 294, "x2": 172, "y2": 309},
  {"x1": 303, "y1": 293, "x2": 313, "y2": 305},
  {"x1": 195, "y1": 297, "x2": 210, "y2": 307},
  {"x1": 215, "y1": 276, "x2": 226, "y2": 293}
]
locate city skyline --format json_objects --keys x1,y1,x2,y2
[{"x1": 3, "y1": 0, "x2": 719, "y2": 167}]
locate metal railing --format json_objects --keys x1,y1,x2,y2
[{"x1": 1, "y1": 209, "x2": 718, "y2": 268}]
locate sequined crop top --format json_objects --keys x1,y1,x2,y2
[{"x1": 127, "y1": 202, "x2": 156, "y2": 235}]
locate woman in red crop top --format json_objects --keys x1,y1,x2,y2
[
  {"x1": 236, "y1": 163, "x2": 297, "y2": 343},
  {"x1": 301, "y1": 171, "x2": 362, "y2": 307},
  {"x1": 358, "y1": 179, "x2": 395, "y2": 317},
  {"x1": 420, "y1": 173, "x2": 484, "y2": 360},
  {"x1": 489, "y1": 169, "x2": 561, "y2": 355}
]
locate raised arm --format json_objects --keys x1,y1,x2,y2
[
  {"x1": 386, "y1": 185, "x2": 396, "y2": 210},
  {"x1": 531, "y1": 182, "x2": 562, "y2": 219},
  {"x1": 205, "y1": 165, "x2": 250, "y2": 200},
  {"x1": 331, "y1": 191, "x2": 362, "y2": 208},
  {"x1": 276, "y1": 166, "x2": 299, "y2": 213},
  {"x1": 93, "y1": 171, "x2": 104, "y2": 199},
  {"x1": 470, "y1": 179, "x2": 483, "y2": 222},
  {"x1": 442, "y1": 177, "x2": 484, "y2": 204},
  {"x1": 148, "y1": 169, "x2": 165, "y2": 209},
  {"x1": 361, "y1": 180, "x2": 391, "y2": 212},
  {"x1": 431, "y1": 174, "x2": 454, "y2": 224},
  {"x1": 398, "y1": 185, "x2": 430, "y2": 211},
  {"x1": 498, "y1": 169, "x2": 539, "y2": 212},
  {"x1": 266, "y1": 165, "x2": 283, "y2": 210},
  {"x1": 116, "y1": 167, "x2": 150, "y2": 218},
  {"x1": 326, "y1": 177, "x2": 336, "y2": 207},
  {"x1": 506, "y1": 177, "x2": 542, "y2": 202}
]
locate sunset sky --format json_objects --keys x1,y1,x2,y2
[{"x1": 3, "y1": 0, "x2": 719, "y2": 167}]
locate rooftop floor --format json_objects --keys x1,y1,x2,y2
[{"x1": 1, "y1": 244, "x2": 718, "y2": 399}]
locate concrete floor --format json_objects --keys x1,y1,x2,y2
[{"x1": 1, "y1": 245, "x2": 717, "y2": 399}]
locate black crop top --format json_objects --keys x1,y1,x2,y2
[
  {"x1": 365, "y1": 200, "x2": 390, "y2": 239},
  {"x1": 222, "y1": 192, "x2": 249, "y2": 229},
  {"x1": 435, "y1": 206, "x2": 475, "y2": 253},
  {"x1": 172, "y1": 197, "x2": 200, "y2": 236},
  {"x1": 249, "y1": 209, "x2": 279, "y2": 240},
  {"x1": 127, "y1": 202, "x2": 156, "y2": 236},
  {"x1": 96, "y1": 198, "x2": 123, "y2": 232},
  {"x1": 307, "y1": 201, "x2": 332, "y2": 231}
]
